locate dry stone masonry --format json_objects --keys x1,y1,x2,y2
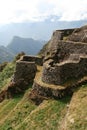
[
  {"x1": 1, "y1": 25, "x2": 87, "y2": 103},
  {"x1": 31, "y1": 25, "x2": 87, "y2": 100},
  {"x1": 13, "y1": 55, "x2": 43, "y2": 84},
  {"x1": 20, "y1": 55, "x2": 43, "y2": 66},
  {"x1": 42, "y1": 56, "x2": 87, "y2": 85},
  {"x1": 14, "y1": 61, "x2": 37, "y2": 83}
]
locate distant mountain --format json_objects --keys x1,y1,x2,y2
[
  {"x1": 0, "y1": 17, "x2": 87, "y2": 45},
  {"x1": 7, "y1": 36, "x2": 46, "y2": 55},
  {"x1": 0, "y1": 46, "x2": 15, "y2": 63}
]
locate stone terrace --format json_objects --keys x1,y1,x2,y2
[{"x1": 42, "y1": 56, "x2": 87, "y2": 85}]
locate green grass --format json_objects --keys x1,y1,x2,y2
[
  {"x1": 16, "y1": 96, "x2": 71, "y2": 130},
  {"x1": 0, "y1": 84, "x2": 87, "y2": 130},
  {"x1": 0, "y1": 62, "x2": 15, "y2": 91},
  {"x1": 64, "y1": 84, "x2": 87, "y2": 130},
  {"x1": 0, "y1": 88, "x2": 37, "y2": 130},
  {"x1": 0, "y1": 87, "x2": 71, "y2": 130},
  {"x1": 0, "y1": 95, "x2": 23, "y2": 130},
  {"x1": 0, "y1": 60, "x2": 87, "y2": 130}
]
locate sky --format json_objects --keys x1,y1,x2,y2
[{"x1": 0, "y1": 0, "x2": 87, "y2": 24}]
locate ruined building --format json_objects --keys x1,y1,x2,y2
[
  {"x1": 32, "y1": 25, "x2": 87, "y2": 99},
  {"x1": 1, "y1": 25, "x2": 87, "y2": 102},
  {"x1": 12, "y1": 25, "x2": 87, "y2": 99}
]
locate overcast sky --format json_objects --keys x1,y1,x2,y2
[{"x1": 0, "y1": 0, "x2": 87, "y2": 24}]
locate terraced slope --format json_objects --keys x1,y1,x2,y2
[
  {"x1": 0, "y1": 62, "x2": 87, "y2": 130},
  {"x1": 63, "y1": 85, "x2": 87, "y2": 130}
]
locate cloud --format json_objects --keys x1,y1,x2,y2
[
  {"x1": 0, "y1": 0, "x2": 87, "y2": 24},
  {"x1": 58, "y1": 0, "x2": 87, "y2": 21}
]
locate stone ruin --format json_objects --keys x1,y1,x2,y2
[
  {"x1": 0, "y1": 55, "x2": 43, "y2": 102},
  {"x1": 13, "y1": 55, "x2": 43, "y2": 84},
  {"x1": 31, "y1": 25, "x2": 87, "y2": 100},
  {"x1": 1, "y1": 25, "x2": 87, "y2": 103},
  {"x1": 42, "y1": 55, "x2": 87, "y2": 85},
  {"x1": 13, "y1": 25, "x2": 87, "y2": 100},
  {"x1": 41, "y1": 26, "x2": 87, "y2": 85}
]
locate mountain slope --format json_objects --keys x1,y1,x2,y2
[
  {"x1": 63, "y1": 85, "x2": 87, "y2": 130},
  {"x1": 0, "y1": 46, "x2": 15, "y2": 63},
  {"x1": 7, "y1": 36, "x2": 45, "y2": 55},
  {"x1": 0, "y1": 62, "x2": 87, "y2": 130}
]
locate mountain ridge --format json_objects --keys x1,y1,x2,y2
[
  {"x1": 0, "y1": 18, "x2": 87, "y2": 45},
  {"x1": 7, "y1": 36, "x2": 46, "y2": 55},
  {"x1": 0, "y1": 36, "x2": 46, "y2": 63}
]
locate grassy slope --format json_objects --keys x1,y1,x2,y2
[
  {"x1": 0, "y1": 92, "x2": 71, "y2": 130},
  {"x1": 0, "y1": 88, "x2": 37, "y2": 130},
  {"x1": 0, "y1": 62, "x2": 87, "y2": 130},
  {"x1": 0, "y1": 62, "x2": 15, "y2": 91},
  {"x1": 17, "y1": 96, "x2": 71, "y2": 130},
  {"x1": 63, "y1": 85, "x2": 87, "y2": 130}
]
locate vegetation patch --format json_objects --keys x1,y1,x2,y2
[
  {"x1": 0, "y1": 88, "x2": 37, "y2": 130},
  {"x1": 64, "y1": 84, "x2": 87, "y2": 130},
  {"x1": 0, "y1": 62, "x2": 15, "y2": 91},
  {"x1": 17, "y1": 96, "x2": 71, "y2": 130}
]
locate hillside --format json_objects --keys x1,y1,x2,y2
[
  {"x1": 0, "y1": 46, "x2": 14, "y2": 63},
  {"x1": 0, "y1": 62, "x2": 86, "y2": 130},
  {"x1": 7, "y1": 36, "x2": 45, "y2": 55},
  {"x1": 0, "y1": 25, "x2": 87, "y2": 130}
]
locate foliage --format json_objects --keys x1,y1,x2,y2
[
  {"x1": 16, "y1": 96, "x2": 71, "y2": 130},
  {"x1": 0, "y1": 88, "x2": 37, "y2": 130},
  {"x1": 0, "y1": 62, "x2": 15, "y2": 91}
]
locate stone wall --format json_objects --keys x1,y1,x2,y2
[
  {"x1": 44, "y1": 29, "x2": 87, "y2": 63},
  {"x1": 14, "y1": 61, "x2": 37, "y2": 83},
  {"x1": 48, "y1": 41, "x2": 87, "y2": 63},
  {"x1": 21, "y1": 55, "x2": 43, "y2": 66},
  {"x1": 48, "y1": 29, "x2": 75, "y2": 53},
  {"x1": 68, "y1": 26, "x2": 87, "y2": 43},
  {"x1": 42, "y1": 56, "x2": 87, "y2": 85},
  {"x1": 13, "y1": 55, "x2": 42, "y2": 86}
]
